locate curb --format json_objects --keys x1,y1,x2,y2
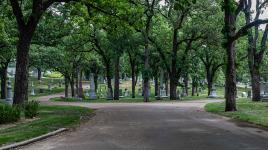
[{"x1": 0, "y1": 128, "x2": 68, "y2": 150}]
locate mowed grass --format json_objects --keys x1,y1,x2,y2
[
  {"x1": 0, "y1": 105, "x2": 93, "y2": 146},
  {"x1": 205, "y1": 99, "x2": 268, "y2": 127},
  {"x1": 50, "y1": 94, "x2": 214, "y2": 103}
]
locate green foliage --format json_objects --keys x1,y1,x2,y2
[
  {"x1": 24, "y1": 101, "x2": 39, "y2": 119},
  {"x1": 0, "y1": 104, "x2": 21, "y2": 124}
]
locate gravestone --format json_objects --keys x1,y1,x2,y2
[
  {"x1": 85, "y1": 87, "x2": 90, "y2": 97},
  {"x1": 6, "y1": 80, "x2": 13, "y2": 105},
  {"x1": 208, "y1": 85, "x2": 218, "y2": 98},
  {"x1": 124, "y1": 88, "x2": 129, "y2": 97},
  {"x1": 30, "y1": 82, "x2": 35, "y2": 96},
  {"x1": 241, "y1": 92, "x2": 247, "y2": 98},
  {"x1": 89, "y1": 73, "x2": 97, "y2": 99},
  {"x1": 138, "y1": 88, "x2": 142, "y2": 96},
  {"x1": 58, "y1": 80, "x2": 62, "y2": 87},
  {"x1": 119, "y1": 89, "x2": 124, "y2": 98},
  {"x1": 106, "y1": 87, "x2": 113, "y2": 100},
  {"x1": 247, "y1": 90, "x2": 252, "y2": 98},
  {"x1": 260, "y1": 82, "x2": 268, "y2": 97},
  {"x1": 48, "y1": 83, "x2": 52, "y2": 91}
]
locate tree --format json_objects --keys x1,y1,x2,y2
[
  {"x1": 222, "y1": 0, "x2": 268, "y2": 111},
  {"x1": 243, "y1": 0, "x2": 268, "y2": 101},
  {"x1": 9, "y1": 0, "x2": 77, "y2": 105}
]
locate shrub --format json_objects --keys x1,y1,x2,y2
[
  {"x1": 0, "y1": 104, "x2": 21, "y2": 124},
  {"x1": 24, "y1": 101, "x2": 39, "y2": 119}
]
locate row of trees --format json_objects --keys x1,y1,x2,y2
[{"x1": 0, "y1": 0, "x2": 268, "y2": 112}]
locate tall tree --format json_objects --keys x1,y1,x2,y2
[
  {"x1": 222, "y1": 0, "x2": 268, "y2": 111},
  {"x1": 243, "y1": 0, "x2": 268, "y2": 101}
]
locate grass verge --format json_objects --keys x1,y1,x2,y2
[
  {"x1": 0, "y1": 105, "x2": 93, "y2": 146},
  {"x1": 51, "y1": 95, "x2": 214, "y2": 103},
  {"x1": 205, "y1": 98, "x2": 268, "y2": 127}
]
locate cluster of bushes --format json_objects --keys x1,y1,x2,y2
[{"x1": 0, "y1": 101, "x2": 39, "y2": 124}]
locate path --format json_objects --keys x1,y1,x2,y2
[{"x1": 18, "y1": 94, "x2": 268, "y2": 150}]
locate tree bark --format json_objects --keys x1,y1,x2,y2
[
  {"x1": 64, "y1": 77, "x2": 69, "y2": 98},
  {"x1": 94, "y1": 73, "x2": 98, "y2": 93},
  {"x1": 170, "y1": 28, "x2": 179, "y2": 100},
  {"x1": 225, "y1": 41, "x2": 237, "y2": 111},
  {"x1": 37, "y1": 67, "x2": 42, "y2": 80},
  {"x1": 70, "y1": 77, "x2": 75, "y2": 97},
  {"x1": 131, "y1": 63, "x2": 136, "y2": 98},
  {"x1": 105, "y1": 61, "x2": 113, "y2": 99},
  {"x1": 114, "y1": 55, "x2": 120, "y2": 100},
  {"x1": 251, "y1": 66, "x2": 261, "y2": 101},
  {"x1": 13, "y1": 33, "x2": 32, "y2": 105},
  {"x1": 0, "y1": 63, "x2": 8, "y2": 99},
  {"x1": 191, "y1": 82, "x2": 195, "y2": 96},
  {"x1": 154, "y1": 76, "x2": 159, "y2": 97},
  {"x1": 78, "y1": 69, "x2": 84, "y2": 98},
  {"x1": 224, "y1": 0, "x2": 237, "y2": 111}
]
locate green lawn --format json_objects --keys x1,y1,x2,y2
[
  {"x1": 205, "y1": 99, "x2": 268, "y2": 127},
  {"x1": 0, "y1": 105, "x2": 93, "y2": 146},
  {"x1": 50, "y1": 95, "x2": 215, "y2": 103}
]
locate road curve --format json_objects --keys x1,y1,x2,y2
[{"x1": 18, "y1": 96, "x2": 268, "y2": 150}]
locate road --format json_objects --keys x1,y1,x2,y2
[{"x1": 18, "y1": 95, "x2": 268, "y2": 150}]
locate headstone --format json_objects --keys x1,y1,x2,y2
[
  {"x1": 106, "y1": 87, "x2": 113, "y2": 100},
  {"x1": 6, "y1": 80, "x2": 13, "y2": 105},
  {"x1": 48, "y1": 83, "x2": 52, "y2": 91},
  {"x1": 260, "y1": 82, "x2": 268, "y2": 97},
  {"x1": 30, "y1": 82, "x2": 35, "y2": 96},
  {"x1": 208, "y1": 85, "x2": 218, "y2": 98},
  {"x1": 119, "y1": 89, "x2": 124, "y2": 98},
  {"x1": 124, "y1": 88, "x2": 129, "y2": 97},
  {"x1": 247, "y1": 90, "x2": 252, "y2": 98},
  {"x1": 85, "y1": 87, "x2": 90, "y2": 97},
  {"x1": 138, "y1": 88, "x2": 142, "y2": 96},
  {"x1": 89, "y1": 73, "x2": 97, "y2": 99},
  {"x1": 58, "y1": 80, "x2": 62, "y2": 87},
  {"x1": 241, "y1": 92, "x2": 247, "y2": 98}
]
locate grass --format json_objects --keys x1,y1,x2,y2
[
  {"x1": 50, "y1": 94, "x2": 215, "y2": 103},
  {"x1": 0, "y1": 105, "x2": 93, "y2": 146},
  {"x1": 205, "y1": 98, "x2": 268, "y2": 127}
]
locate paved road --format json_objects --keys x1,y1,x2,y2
[{"x1": 19, "y1": 96, "x2": 268, "y2": 150}]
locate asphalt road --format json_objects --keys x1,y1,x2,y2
[{"x1": 18, "y1": 98, "x2": 268, "y2": 150}]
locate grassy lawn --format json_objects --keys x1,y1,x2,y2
[
  {"x1": 50, "y1": 95, "x2": 215, "y2": 103},
  {"x1": 0, "y1": 105, "x2": 93, "y2": 146},
  {"x1": 205, "y1": 99, "x2": 268, "y2": 127}
]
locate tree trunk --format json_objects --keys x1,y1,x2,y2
[
  {"x1": 224, "y1": 1, "x2": 237, "y2": 112},
  {"x1": 169, "y1": 75, "x2": 177, "y2": 100},
  {"x1": 70, "y1": 77, "x2": 75, "y2": 97},
  {"x1": 114, "y1": 55, "x2": 120, "y2": 100},
  {"x1": 225, "y1": 41, "x2": 237, "y2": 111},
  {"x1": 251, "y1": 66, "x2": 261, "y2": 101},
  {"x1": 0, "y1": 63, "x2": 8, "y2": 99},
  {"x1": 165, "y1": 73, "x2": 169, "y2": 96},
  {"x1": 13, "y1": 33, "x2": 32, "y2": 105},
  {"x1": 184, "y1": 75, "x2": 189, "y2": 96},
  {"x1": 131, "y1": 63, "x2": 136, "y2": 98},
  {"x1": 37, "y1": 68, "x2": 42, "y2": 80},
  {"x1": 170, "y1": 28, "x2": 179, "y2": 100},
  {"x1": 105, "y1": 61, "x2": 113, "y2": 99},
  {"x1": 94, "y1": 73, "x2": 98, "y2": 93},
  {"x1": 64, "y1": 77, "x2": 69, "y2": 98},
  {"x1": 207, "y1": 79, "x2": 212, "y2": 96},
  {"x1": 78, "y1": 69, "x2": 84, "y2": 98},
  {"x1": 143, "y1": 37, "x2": 150, "y2": 102},
  {"x1": 192, "y1": 82, "x2": 195, "y2": 96},
  {"x1": 154, "y1": 76, "x2": 159, "y2": 97}
]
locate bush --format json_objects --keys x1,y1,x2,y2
[
  {"x1": 24, "y1": 101, "x2": 39, "y2": 119},
  {"x1": 0, "y1": 104, "x2": 21, "y2": 124}
]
